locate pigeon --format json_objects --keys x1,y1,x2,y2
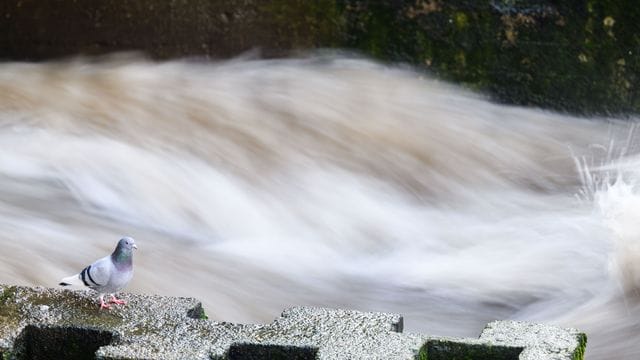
[{"x1": 59, "y1": 236, "x2": 137, "y2": 309}]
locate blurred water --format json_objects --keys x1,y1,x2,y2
[{"x1": 0, "y1": 55, "x2": 638, "y2": 358}]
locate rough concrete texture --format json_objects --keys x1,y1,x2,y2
[
  {"x1": 0, "y1": 284, "x2": 586, "y2": 359},
  {"x1": 480, "y1": 320, "x2": 587, "y2": 360}
]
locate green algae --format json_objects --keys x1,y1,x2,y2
[
  {"x1": 0, "y1": 286, "x2": 16, "y2": 305},
  {"x1": 1, "y1": 350, "x2": 13, "y2": 360},
  {"x1": 0, "y1": 286, "x2": 19, "y2": 330},
  {"x1": 572, "y1": 333, "x2": 587, "y2": 360},
  {"x1": 417, "y1": 343, "x2": 428, "y2": 360}
]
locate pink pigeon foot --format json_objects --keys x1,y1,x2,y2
[
  {"x1": 99, "y1": 297, "x2": 111, "y2": 310},
  {"x1": 109, "y1": 295, "x2": 127, "y2": 305}
]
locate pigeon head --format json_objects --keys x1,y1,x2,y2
[
  {"x1": 117, "y1": 236, "x2": 137, "y2": 251},
  {"x1": 111, "y1": 236, "x2": 137, "y2": 266}
]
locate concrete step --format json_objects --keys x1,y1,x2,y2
[{"x1": 0, "y1": 284, "x2": 586, "y2": 359}]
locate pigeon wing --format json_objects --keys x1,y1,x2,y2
[{"x1": 79, "y1": 256, "x2": 113, "y2": 290}]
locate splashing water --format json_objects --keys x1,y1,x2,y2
[
  {"x1": 563, "y1": 142, "x2": 640, "y2": 359},
  {"x1": 0, "y1": 55, "x2": 638, "y2": 358}
]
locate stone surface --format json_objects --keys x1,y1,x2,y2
[
  {"x1": 480, "y1": 320, "x2": 588, "y2": 360},
  {"x1": 0, "y1": 284, "x2": 586, "y2": 359}
]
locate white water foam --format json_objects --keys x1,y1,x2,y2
[{"x1": 0, "y1": 55, "x2": 637, "y2": 357}]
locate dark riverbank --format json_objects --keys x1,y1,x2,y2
[{"x1": 2, "y1": 1, "x2": 638, "y2": 116}]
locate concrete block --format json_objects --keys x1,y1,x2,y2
[{"x1": 0, "y1": 284, "x2": 586, "y2": 359}]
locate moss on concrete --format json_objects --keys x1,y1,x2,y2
[
  {"x1": 0, "y1": 286, "x2": 20, "y2": 332},
  {"x1": 572, "y1": 333, "x2": 587, "y2": 360},
  {"x1": 186, "y1": 302, "x2": 207, "y2": 320},
  {"x1": 0, "y1": 286, "x2": 16, "y2": 304}
]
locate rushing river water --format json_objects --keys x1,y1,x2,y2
[{"x1": 0, "y1": 55, "x2": 638, "y2": 358}]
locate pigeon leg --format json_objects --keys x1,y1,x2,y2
[
  {"x1": 99, "y1": 295, "x2": 111, "y2": 310},
  {"x1": 109, "y1": 294, "x2": 127, "y2": 305}
]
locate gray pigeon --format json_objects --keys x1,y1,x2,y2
[{"x1": 59, "y1": 236, "x2": 137, "y2": 309}]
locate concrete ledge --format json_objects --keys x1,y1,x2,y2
[{"x1": 0, "y1": 284, "x2": 586, "y2": 359}]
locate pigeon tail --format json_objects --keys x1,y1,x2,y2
[{"x1": 59, "y1": 274, "x2": 83, "y2": 287}]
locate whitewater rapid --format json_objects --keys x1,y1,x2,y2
[{"x1": 0, "y1": 55, "x2": 637, "y2": 358}]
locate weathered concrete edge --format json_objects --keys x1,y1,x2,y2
[{"x1": 0, "y1": 284, "x2": 586, "y2": 359}]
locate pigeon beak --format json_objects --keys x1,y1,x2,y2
[{"x1": 133, "y1": 244, "x2": 138, "y2": 250}]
